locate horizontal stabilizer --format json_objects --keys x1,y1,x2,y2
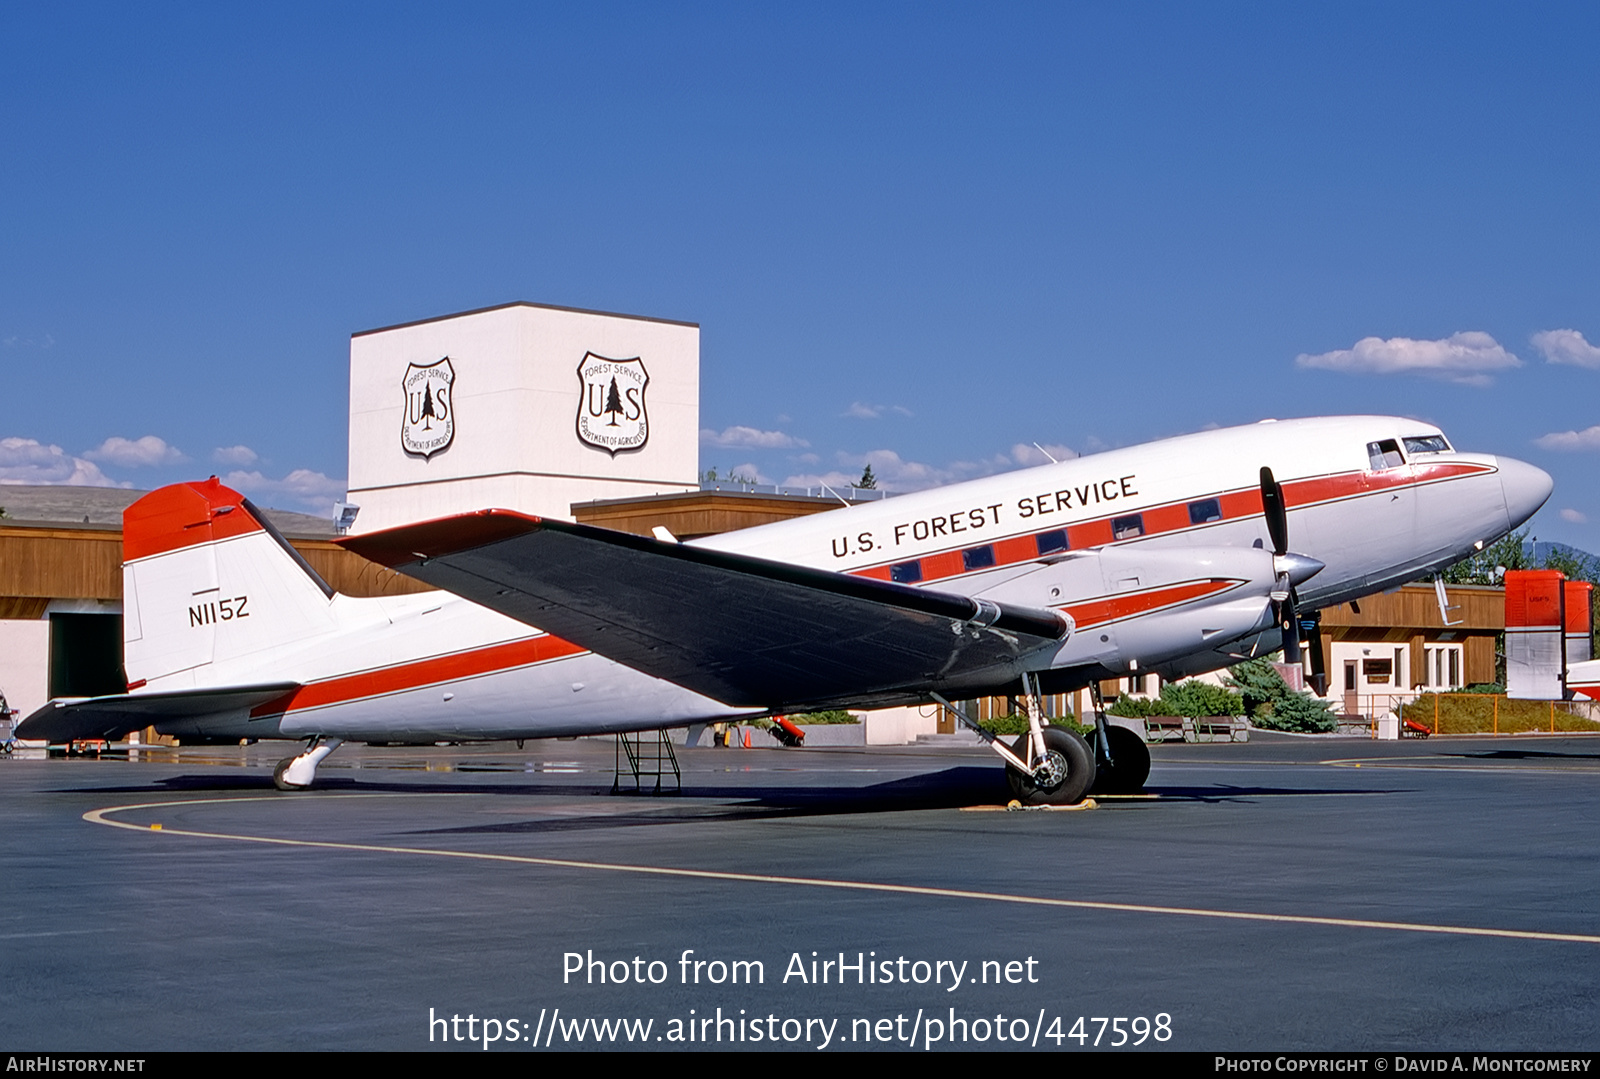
[
  {"x1": 341, "y1": 512, "x2": 1069, "y2": 709},
  {"x1": 16, "y1": 683, "x2": 299, "y2": 743}
]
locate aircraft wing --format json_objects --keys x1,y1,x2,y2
[
  {"x1": 340, "y1": 512, "x2": 1070, "y2": 710},
  {"x1": 15, "y1": 683, "x2": 300, "y2": 743}
]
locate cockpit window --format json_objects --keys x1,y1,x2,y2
[
  {"x1": 1403, "y1": 435, "x2": 1452, "y2": 456},
  {"x1": 1367, "y1": 439, "x2": 1405, "y2": 470}
]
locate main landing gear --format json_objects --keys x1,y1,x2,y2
[
  {"x1": 272, "y1": 737, "x2": 342, "y2": 791},
  {"x1": 935, "y1": 673, "x2": 1151, "y2": 807}
]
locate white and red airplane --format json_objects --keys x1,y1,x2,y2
[{"x1": 18, "y1": 415, "x2": 1552, "y2": 804}]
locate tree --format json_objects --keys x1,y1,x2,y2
[
  {"x1": 1222, "y1": 657, "x2": 1337, "y2": 733},
  {"x1": 1438, "y1": 528, "x2": 1532, "y2": 585},
  {"x1": 858, "y1": 464, "x2": 877, "y2": 489}
]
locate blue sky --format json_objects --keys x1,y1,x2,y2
[{"x1": 3, "y1": 3, "x2": 1598, "y2": 546}]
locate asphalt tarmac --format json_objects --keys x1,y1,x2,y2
[{"x1": 4, "y1": 732, "x2": 1599, "y2": 1052}]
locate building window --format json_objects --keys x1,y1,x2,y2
[
  {"x1": 891, "y1": 560, "x2": 923, "y2": 584},
  {"x1": 1111, "y1": 514, "x2": 1144, "y2": 540},
  {"x1": 1424, "y1": 644, "x2": 1464, "y2": 689},
  {"x1": 1035, "y1": 530, "x2": 1068, "y2": 556},
  {"x1": 962, "y1": 545, "x2": 996, "y2": 572},
  {"x1": 1188, "y1": 498, "x2": 1222, "y2": 525}
]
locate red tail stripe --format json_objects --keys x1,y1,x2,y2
[{"x1": 124, "y1": 478, "x2": 263, "y2": 561}]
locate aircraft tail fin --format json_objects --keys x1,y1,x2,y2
[{"x1": 122, "y1": 478, "x2": 338, "y2": 687}]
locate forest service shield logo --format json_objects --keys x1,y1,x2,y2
[
  {"x1": 576, "y1": 353, "x2": 649, "y2": 455},
  {"x1": 400, "y1": 358, "x2": 455, "y2": 460}
]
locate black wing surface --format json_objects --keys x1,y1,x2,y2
[
  {"x1": 340, "y1": 512, "x2": 1068, "y2": 710},
  {"x1": 16, "y1": 683, "x2": 299, "y2": 743}
]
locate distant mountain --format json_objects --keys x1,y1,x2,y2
[{"x1": 1527, "y1": 541, "x2": 1600, "y2": 578}]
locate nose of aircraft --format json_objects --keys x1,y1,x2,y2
[{"x1": 1498, "y1": 456, "x2": 1554, "y2": 529}]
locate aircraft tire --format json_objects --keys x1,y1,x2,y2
[
  {"x1": 1087, "y1": 724, "x2": 1151, "y2": 794},
  {"x1": 272, "y1": 756, "x2": 308, "y2": 792},
  {"x1": 1007, "y1": 728, "x2": 1095, "y2": 806}
]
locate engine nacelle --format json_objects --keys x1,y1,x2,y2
[{"x1": 972, "y1": 545, "x2": 1300, "y2": 675}]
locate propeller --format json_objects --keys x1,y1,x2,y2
[{"x1": 1260, "y1": 466, "x2": 1324, "y2": 672}]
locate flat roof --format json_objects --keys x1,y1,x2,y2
[{"x1": 0, "y1": 485, "x2": 335, "y2": 537}]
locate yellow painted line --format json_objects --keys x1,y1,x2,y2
[
  {"x1": 1322, "y1": 756, "x2": 1600, "y2": 774},
  {"x1": 84, "y1": 795, "x2": 1600, "y2": 946}
]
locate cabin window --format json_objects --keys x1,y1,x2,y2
[
  {"x1": 891, "y1": 560, "x2": 923, "y2": 584},
  {"x1": 1367, "y1": 439, "x2": 1405, "y2": 470},
  {"x1": 962, "y1": 545, "x2": 996, "y2": 572},
  {"x1": 1403, "y1": 435, "x2": 1452, "y2": 456},
  {"x1": 1111, "y1": 514, "x2": 1145, "y2": 540},
  {"x1": 1035, "y1": 529, "x2": 1068, "y2": 556},
  {"x1": 1188, "y1": 498, "x2": 1222, "y2": 525}
]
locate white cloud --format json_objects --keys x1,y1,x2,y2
[
  {"x1": 3, "y1": 333, "x2": 54, "y2": 349},
  {"x1": 221, "y1": 468, "x2": 346, "y2": 513},
  {"x1": 84, "y1": 435, "x2": 186, "y2": 468},
  {"x1": 1295, "y1": 331, "x2": 1522, "y2": 386},
  {"x1": 1535, "y1": 426, "x2": 1600, "y2": 452},
  {"x1": 699, "y1": 425, "x2": 809, "y2": 450},
  {"x1": 212, "y1": 444, "x2": 260, "y2": 466},
  {"x1": 782, "y1": 438, "x2": 1086, "y2": 494},
  {"x1": 0, "y1": 437, "x2": 120, "y2": 486},
  {"x1": 1007, "y1": 442, "x2": 1078, "y2": 467},
  {"x1": 842, "y1": 402, "x2": 913, "y2": 420},
  {"x1": 1532, "y1": 329, "x2": 1600, "y2": 369},
  {"x1": 1561, "y1": 508, "x2": 1588, "y2": 524},
  {"x1": 786, "y1": 449, "x2": 974, "y2": 493}
]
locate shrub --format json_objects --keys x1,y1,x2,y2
[
  {"x1": 1159, "y1": 679, "x2": 1243, "y2": 717},
  {"x1": 1401, "y1": 694, "x2": 1600, "y2": 735},
  {"x1": 789, "y1": 710, "x2": 859, "y2": 725},
  {"x1": 1107, "y1": 695, "x2": 1177, "y2": 718}
]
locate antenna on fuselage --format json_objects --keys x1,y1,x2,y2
[{"x1": 1032, "y1": 442, "x2": 1060, "y2": 465}]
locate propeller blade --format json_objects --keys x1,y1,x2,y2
[
  {"x1": 1304, "y1": 613, "x2": 1328, "y2": 696},
  {"x1": 1279, "y1": 585, "x2": 1302, "y2": 666},
  {"x1": 1260, "y1": 466, "x2": 1289, "y2": 556}
]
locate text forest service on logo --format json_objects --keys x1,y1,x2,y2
[
  {"x1": 577, "y1": 352, "x2": 649, "y2": 456},
  {"x1": 401, "y1": 358, "x2": 455, "y2": 460}
]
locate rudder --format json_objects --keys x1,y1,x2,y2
[{"x1": 123, "y1": 478, "x2": 337, "y2": 688}]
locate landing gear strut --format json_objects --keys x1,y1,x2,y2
[
  {"x1": 934, "y1": 673, "x2": 1097, "y2": 807},
  {"x1": 273, "y1": 737, "x2": 342, "y2": 791},
  {"x1": 1085, "y1": 681, "x2": 1150, "y2": 795}
]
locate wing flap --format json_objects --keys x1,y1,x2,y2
[
  {"x1": 16, "y1": 683, "x2": 299, "y2": 743},
  {"x1": 341, "y1": 512, "x2": 1068, "y2": 709}
]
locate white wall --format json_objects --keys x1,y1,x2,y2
[
  {"x1": 0, "y1": 620, "x2": 50, "y2": 720},
  {"x1": 348, "y1": 302, "x2": 700, "y2": 533}
]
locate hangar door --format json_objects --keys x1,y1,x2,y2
[{"x1": 49, "y1": 613, "x2": 126, "y2": 699}]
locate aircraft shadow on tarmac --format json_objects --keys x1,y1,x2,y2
[
  {"x1": 57, "y1": 767, "x2": 1406, "y2": 831},
  {"x1": 1446, "y1": 747, "x2": 1600, "y2": 762}
]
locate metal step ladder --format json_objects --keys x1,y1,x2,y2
[{"x1": 612, "y1": 729, "x2": 682, "y2": 794}]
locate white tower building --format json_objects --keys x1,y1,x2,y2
[{"x1": 346, "y1": 302, "x2": 700, "y2": 533}]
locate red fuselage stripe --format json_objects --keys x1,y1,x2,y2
[
  {"x1": 851, "y1": 463, "x2": 1493, "y2": 584},
  {"x1": 1063, "y1": 579, "x2": 1241, "y2": 629},
  {"x1": 251, "y1": 634, "x2": 587, "y2": 716}
]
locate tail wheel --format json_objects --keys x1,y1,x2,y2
[
  {"x1": 1088, "y1": 724, "x2": 1151, "y2": 794},
  {"x1": 1007, "y1": 727, "x2": 1095, "y2": 806}
]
